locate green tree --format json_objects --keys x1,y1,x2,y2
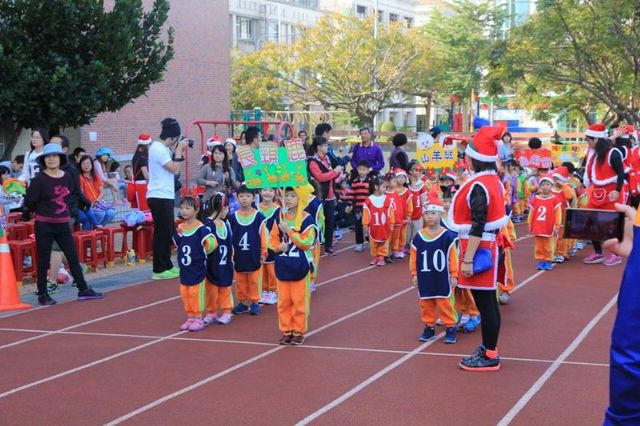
[
  {"x1": 231, "y1": 14, "x2": 419, "y2": 127},
  {"x1": 0, "y1": 0, "x2": 174, "y2": 158},
  {"x1": 231, "y1": 47, "x2": 286, "y2": 111},
  {"x1": 490, "y1": 0, "x2": 640, "y2": 125}
]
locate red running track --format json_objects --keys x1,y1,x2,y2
[{"x1": 0, "y1": 226, "x2": 622, "y2": 425}]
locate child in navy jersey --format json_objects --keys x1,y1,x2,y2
[
  {"x1": 410, "y1": 192, "x2": 459, "y2": 344},
  {"x1": 173, "y1": 196, "x2": 216, "y2": 331},
  {"x1": 228, "y1": 185, "x2": 267, "y2": 316},
  {"x1": 203, "y1": 193, "x2": 234, "y2": 325},
  {"x1": 270, "y1": 185, "x2": 317, "y2": 345}
]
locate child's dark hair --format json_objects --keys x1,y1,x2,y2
[
  {"x1": 109, "y1": 160, "x2": 121, "y2": 173},
  {"x1": 357, "y1": 160, "x2": 370, "y2": 169},
  {"x1": 442, "y1": 186, "x2": 453, "y2": 200},
  {"x1": 561, "y1": 161, "x2": 576, "y2": 174},
  {"x1": 237, "y1": 184, "x2": 255, "y2": 196},
  {"x1": 314, "y1": 123, "x2": 332, "y2": 136},
  {"x1": 206, "y1": 192, "x2": 227, "y2": 220},
  {"x1": 369, "y1": 176, "x2": 385, "y2": 195},
  {"x1": 407, "y1": 159, "x2": 419, "y2": 173},
  {"x1": 179, "y1": 196, "x2": 200, "y2": 210},
  {"x1": 528, "y1": 137, "x2": 542, "y2": 149}
]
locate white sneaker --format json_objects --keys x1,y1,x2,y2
[
  {"x1": 258, "y1": 293, "x2": 269, "y2": 304},
  {"x1": 266, "y1": 291, "x2": 278, "y2": 305},
  {"x1": 435, "y1": 318, "x2": 445, "y2": 326},
  {"x1": 217, "y1": 313, "x2": 232, "y2": 324},
  {"x1": 498, "y1": 292, "x2": 511, "y2": 305},
  {"x1": 355, "y1": 244, "x2": 364, "y2": 252},
  {"x1": 393, "y1": 251, "x2": 405, "y2": 259},
  {"x1": 310, "y1": 282, "x2": 317, "y2": 293},
  {"x1": 334, "y1": 230, "x2": 343, "y2": 240}
]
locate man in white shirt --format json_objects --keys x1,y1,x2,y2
[{"x1": 147, "y1": 118, "x2": 188, "y2": 280}]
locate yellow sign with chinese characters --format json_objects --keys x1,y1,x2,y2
[{"x1": 416, "y1": 133, "x2": 459, "y2": 170}]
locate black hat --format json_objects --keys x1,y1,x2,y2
[{"x1": 160, "y1": 118, "x2": 181, "y2": 139}]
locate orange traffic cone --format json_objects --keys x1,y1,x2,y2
[{"x1": 0, "y1": 233, "x2": 31, "y2": 312}]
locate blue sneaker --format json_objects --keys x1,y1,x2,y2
[
  {"x1": 232, "y1": 303, "x2": 249, "y2": 315},
  {"x1": 419, "y1": 326, "x2": 436, "y2": 342},
  {"x1": 536, "y1": 261, "x2": 545, "y2": 270},
  {"x1": 462, "y1": 315, "x2": 480, "y2": 333},
  {"x1": 544, "y1": 261, "x2": 554, "y2": 271},
  {"x1": 249, "y1": 302, "x2": 261, "y2": 315},
  {"x1": 443, "y1": 327, "x2": 457, "y2": 344}
]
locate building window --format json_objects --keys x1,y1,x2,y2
[
  {"x1": 267, "y1": 21, "x2": 279, "y2": 42},
  {"x1": 356, "y1": 5, "x2": 366, "y2": 19},
  {"x1": 294, "y1": 0, "x2": 318, "y2": 7},
  {"x1": 404, "y1": 17, "x2": 413, "y2": 28},
  {"x1": 377, "y1": 10, "x2": 384, "y2": 23},
  {"x1": 237, "y1": 17, "x2": 254, "y2": 41},
  {"x1": 389, "y1": 13, "x2": 398, "y2": 22}
]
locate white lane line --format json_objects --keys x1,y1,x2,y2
[
  {"x1": 295, "y1": 335, "x2": 444, "y2": 426},
  {"x1": 515, "y1": 234, "x2": 533, "y2": 242},
  {"x1": 317, "y1": 266, "x2": 375, "y2": 288},
  {"x1": 0, "y1": 329, "x2": 610, "y2": 369},
  {"x1": 496, "y1": 293, "x2": 618, "y2": 426},
  {"x1": 0, "y1": 296, "x2": 181, "y2": 350},
  {"x1": 104, "y1": 286, "x2": 415, "y2": 425},
  {"x1": 0, "y1": 331, "x2": 185, "y2": 400},
  {"x1": 294, "y1": 266, "x2": 547, "y2": 423}
]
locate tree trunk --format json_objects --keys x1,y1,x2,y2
[
  {"x1": 1, "y1": 117, "x2": 23, "y2": 161},
  {"x1": 423, "y1": 94, "x2": 433, "y2": 129}
]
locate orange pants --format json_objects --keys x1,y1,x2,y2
[
  {"x1": 277, "y1": 275, "x2": 311, "y2": 334},
  {"x1": 235, "y1": 270, "x2": 261, "y2": 304},
  {"x1": 498, "y1": 248, "x2": 515, "y2": 294},
  {"x1": 180, "y1": 282, "x2": 205, "y2": 318},
  {"x1": 262, "y1": 263, "x2": 277, "y2": 292},
  {"x1": 390, "y1": 225, "x2": 404, "y2": 253},
  {"x1": 206, "y1": 280, "x2": 233, "y2": 314},
  {"x1": 311, "y1": 245, "x2": 320, "y2": 283},
  {"x1": 370, "y1": 240, "x2": 389, "y2": 257},
  {"x1": 555, "y1": 231, "x2": 574, "y2": 258},
  {"x1": 534, "y1": 236, "x2": 554, "y2": 261},
  {"x1": 419, "y1": 295, "x2": 458, "y2": 327},
  {"x1": 516, "y1": 199, "x2": 527, "y2": 216},
  {"x1": 455, "y1": 288, "x2": 479, "y2": 317}
]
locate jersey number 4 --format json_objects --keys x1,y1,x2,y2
[{"x1": 239, "y1": 232, "x2": 250, "y2": 251}]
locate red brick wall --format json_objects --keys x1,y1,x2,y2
[{"x1": 82, "y1": 0, "x2": 231, "y2": 184}]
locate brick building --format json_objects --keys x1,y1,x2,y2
[{"x1": 8, "y1": 0, "x2": 231, "y2": 183}]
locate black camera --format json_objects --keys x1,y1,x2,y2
[{"x1": 180, "y1": 136, "x2": 195, "y2": 149}]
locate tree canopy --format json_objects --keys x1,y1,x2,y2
[{"x1": 0, "y1": 0, "x2": 174, "y2": 158}]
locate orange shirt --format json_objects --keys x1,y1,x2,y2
[{"x1": 80, "y1": 174, "x2": 103, "y2": 203}]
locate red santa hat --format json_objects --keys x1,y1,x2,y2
[
  {"x1": 552, "y1": 166, "x2": 570, "y2": 182},
  {"x1": 224, "y1": 138, "x2": 237, "y2": 146},
  {"x1": 619, "y1": 124, "x2": 635, "y2": 139},
  {"x1": 137, "y1": 133, "x2": 152, "y2": 145},
  {"x1": 206, "y1": 136, "x2": 223, "y2": 147},
  {"x1": 539, "y1": 173, "x2": 555, "y2": 185},
  {"x1": 393, "y1": 168, "x2": 408, "y2": 178},
  {"x1": 423, "y1": 191, "x2": 444, "y2": 213},
  {"x1": 585, "y1": 123, "x2": 607, "y2": 139},
  {"x1": 441, "y1": 171, "x2": 457, "y2": 181},
  {"x1": 465, "y1": 126, "x2": 503, "y2": 162}
]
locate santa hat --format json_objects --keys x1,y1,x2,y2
[
  {"x1": 552, "y1": 166, "x2": 570, "y2": 182},
  {"x1": 393, "y1": 168, "x2": 408, "y2": 178},
  {"x1": 423, "y1": 191, "x2": 444, "y2": 213},
  {"x1": 539, "y1": 173, "x2": 554, "y2": 185},
  {"x1": 206, "y1": 136, "x2": 223, "y2": 147},
  {"x1": 137, "y1": 133, "x2": 152, "y2": 145},
  {"x1": 465, "y1": 126, "x2": 503, "y2": 162},
  {"x1": 585, "y1": 123, "x2": 607, "y2": 139},
  {"x1": 224, "y1": 138, "x2": 237, "y2": 146},
  {"x1": 441, "y1": 171, "x2": 457, "y2": 181}
]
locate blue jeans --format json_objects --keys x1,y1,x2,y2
[{"x1": 78, "y1": 208, "x2": 117, "y2": 230}]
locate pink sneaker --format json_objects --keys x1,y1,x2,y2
[
  {"x1": 583, "y1": 252, "x2": 605, "y2": 264},
  {"x1": 188, "y1": 318, "x2": 205, "y2": 331},
  {"x1": 603, "y1": 254, "x2": 622, "y2": 266},
  {"x1": 376, "y1": 257, "x2": 386, "y2": 266},
  {"x1": 180, "y1": 318, "x2": 194, "y2": 331},
  {"x1": 370, "y1": 258, "x2": 377, "y2": 266},
  {"x1": 203, "y1": 314, "x2": 217, "y2": 324}
]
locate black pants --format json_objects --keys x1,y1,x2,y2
[
  {"x1": 35, "y1": 221, "x2": 88, "y2": 296},
  {"x1": 354, "y1": 207, "x2": 364, "y2": 245},
  {"x1": 148, "y1": 197, "x2": 175, "y2": 273},
  {"x1": 471, "y1": 289, "x2": 501, "y2": 351},
  {"x1": 593, "y1": 241, "x2": 602, "y2": 254},
  {"x1": 322, "y1": 199, "x2": 336, "y2": 250}
]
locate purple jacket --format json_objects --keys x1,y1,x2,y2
[{"x1": 350, "y1": 143, "x2": 385, "y2": 173}]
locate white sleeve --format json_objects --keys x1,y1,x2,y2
[{"x1": 18, "y1": 151, "x2": 30, "y2": 182}]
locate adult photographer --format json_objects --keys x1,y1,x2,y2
[
  {"x1": 147, "y1": 118, "x2": 188, "y2": 280},
  {"x1": 604, "y1": 203, "x2": 640, "y2": 425}
]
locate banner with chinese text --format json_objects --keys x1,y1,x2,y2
[
  {"x1": 416, "y1": 133, "x2": 459, "y2": 171},
  {"x1": 550, "y1": 143, "x2": 588, "y2": 167},
  {"x1": 241, "y1": 140, "x2": 309, "y2": 189}
]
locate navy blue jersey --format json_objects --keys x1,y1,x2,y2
[
  {"x1": 274, "y1": 213, "x2": 316, "y2": 281},
  {"x1": 204, "y1": 218, "x2": 234, "y2": 287},
  {"x1": 259, "y1": 204, "x2": 280, "y2": 264},
  {"x1": 304, "y1": 196, "x2": 324, "y2": 244},
  {"x1": 228, "y1": 209, "x2": 266, "y2": 273},
  {"x1": 411, "y1": 228, "x2": 458, "y2": 299},
  {"x1": 173, "y1": 223, "x2": 214, "y2": 286}
]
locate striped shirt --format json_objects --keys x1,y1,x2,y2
[{"x1": 345, "y1": 176, "x2": 371, "y2": 208}]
